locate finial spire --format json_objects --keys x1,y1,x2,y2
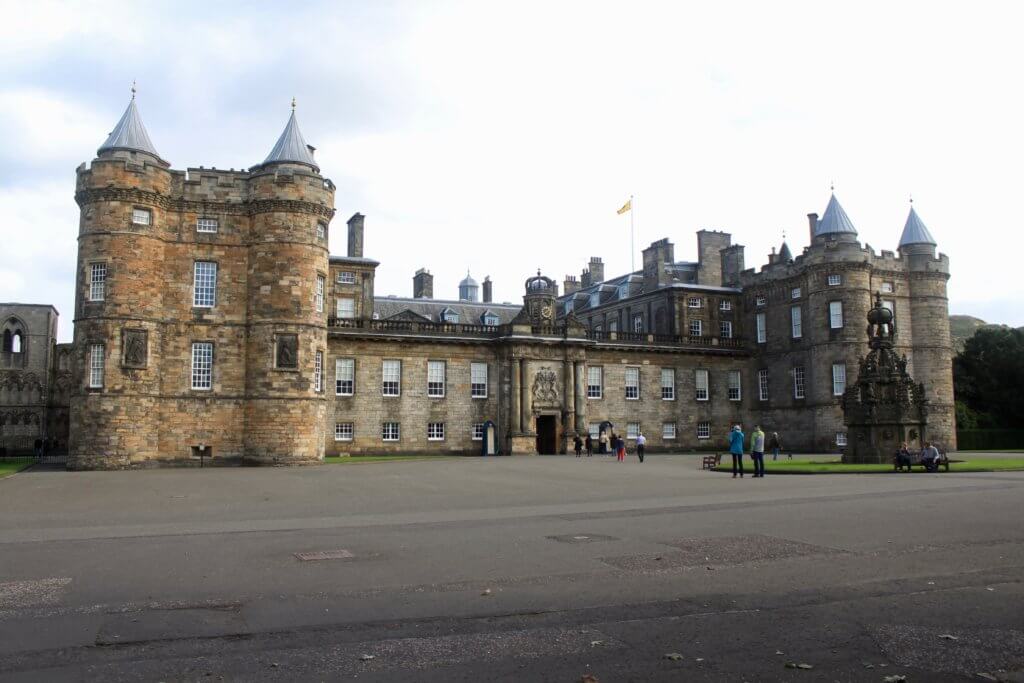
[
  {"x1": 909, "y1": 193, "x2": 913, "y2": 204},
  {"x1": 291, "y1": 96, "x2": 296, "y2": 111},
  {"x1": 130, "y1": 80, "x2": 137, "y2": 100},
  {"x1": 830, "y1": 180, "x2": 835, "y2": 192}
]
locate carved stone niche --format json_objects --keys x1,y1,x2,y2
[
  {"x1": 121, "y1": 329, "x2": 148, "y2": 368},
  {"x1": 275, "y1": 334, "x2": 299, "y2": 370}
]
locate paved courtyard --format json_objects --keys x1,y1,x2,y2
[{"x1": 1, "y1": 455, "x2": 1022, "y2": 681}]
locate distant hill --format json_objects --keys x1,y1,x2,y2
[{"x1": 949, "y1": 315, "x2": 1024, "y2": 353}]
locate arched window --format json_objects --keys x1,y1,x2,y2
[
  {"x1": 2, "y1": 329, "x2": 10, "y2": 352},
  {"x1": 11, "y1": 331, "x2": 22, "y2": 354}
]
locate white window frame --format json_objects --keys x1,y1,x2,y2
[
  {"x1": 791, "y1": 305, "x2": 802, "y2": 339},
  {"x1": 335, "y1": 423, "x2": 353, "y2": 441},
  {"x1": 728, "y1": 370, "x2": 742, "y2": 401},
  {"x1": 689, "y1": 319, "x2": 702, "y2": 337},
  {"x1": 793, "y1": 365, "x2": 806, "y2": 399},
  {"x1": 832, "y1": 363, "x2": 846, "y2": 396},
  {"x1": 829, "y1": 301, "x2": 844, "y2": 329},
  {"x1": 719, "y1": 300, "x2": 732, "y2": 312},
  {"x1": 427, "y1": 360, "x2": 446, "y2": 398},
  {"x1": 626, "y1": 422, "x2": 640, "y2": 440},
  {"x1": 483, "y1": 313, "x2": 499, "y2": 326},
  {"x1": 587, "y1": 366, "x2": 602, "y2": 399},
  {"x1": 427, "y1": 422, "x2": 445, "y2": 441},
  {"x1": 695, "y1": 369, "x2": 709, "y2": 401},
  {"x1": 660, "y1": 368, "x2": 675, "y2": 400},
  {"x1": 791, "y1": 287, "x2": 802, "y2": 299},
  {"x1": 756, "y1": 312, "x2": 767, "y2": 343},
  {"x1": 314, "y1": 350, "x2": 323, "y2": 393},
  {"x1": 625, "y1": 366, "x2": 640, "y2": 400},
  {"x1": 662, "y1": 422, "x2": 676, "y2": 440},
  {"x1": 316, "y1": 221, "x2": 326, "y2": 240},
  {"x1": 89, "y1": 343, "x2": 105, "y2": 388},
  {"x1": 720, "y1": 320, "x2": 733, "y2": 339},
  {"x1": 632, "y1": 314, "x2": 644, "y2": 333},
  {"x1": 315, "y1": 275, "x2": 325, "y2": 313},
  {"x1": 191, "y1": 342, "x2": 213, "y2": 391},
  {"x1": 827, "y1": 273, "x2": 842, "y2": 286},
  {"x1": 196, "y1": 217, "x2": 218, "y2": 233},
  {"x1": 382, "y1": 422, "x2": 400, "y2": 441},
  {"x1": 687, "y1": 296, "x2": 702, "y2": 308},
  {"x1": 335, "y1": 358, "x2": 354, "y2": 396},
  {"x1": 337, "y1": 271, "x2": 357, "y2": 285},
  {"x1": 336, "y1": 297, "x2": 355, "y2": 319},
  {"x1": 696, "y1": 422, "x2": 711, "y2": 440},
  {"x1": 89, "y1": 262, "x2": 107, "y2": 301},
  {"x1": 131, "y1": 208, "x2": 151, "y2": 225},
  {"x1": 588, "y1": 423, "x2": 600, "y2": 439},
  {"x1": 382, "y1": 360, "x2": 401, "y2": 397},
  {"x1": 589, "y1": 292, "x2": 600, "y2": 308},
  {"x1": 758, "y1": 369, "x2": 769, "y2": 401},
  {"x1": 881, "y1": 281, "x2": 894, "y2": 293},
  {"x1": 193, "y1": 261, "x2": 217, "y2": 308},
  {"x1": 756, "y1": 294, "x2": 766, "y2": 307},
  {"x1": 471, "y1": 362, "x2": 488, "y2": 398},
  {"x1": 472, "y1": 423, "x2": 485, "y2": 441},
  {"x1": 836, "y1": 432, "x2": 848, "y2": 446},
  {"x1": 442, "y1": 309, "x2": 459, "y2": 324}
]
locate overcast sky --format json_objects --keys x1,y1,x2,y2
[{"x1": 2, "y1": 0, "x2": 1021, "y2": 341}]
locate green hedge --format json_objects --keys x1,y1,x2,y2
[{"x1": 956, "y1": 429, "x2": 1024, "y2": 450}]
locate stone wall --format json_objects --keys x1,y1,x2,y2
[{"x1": 0, "y1": 304, "x2": 61, "y2": 454}]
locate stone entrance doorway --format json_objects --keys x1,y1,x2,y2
[{"x1": 535, "y1": 415, "x2": 558, "y2": 454}]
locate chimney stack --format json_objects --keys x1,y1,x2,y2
[
  {"x1": 588, "y1": 257, "x2": 604, "y2": 283},
  {"x1": 347, "y1": 213, "x2": 364, "y2": 258},
  {"x1": 482, "y1": 276, "x2": 493, "y2": 303},
  {"x1": 807, "y1": 213, "x2": 818, "y2": 244},
  {"x1": 413, "y1": 268, "x2": 433, "y2": 299},
  {"x1": 563, "y1": 275, "x2": 580, "y2": 295}
]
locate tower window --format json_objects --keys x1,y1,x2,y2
[
  {"x1": 314, "y1": 351, "x2": 324, "y2": 393},
  {"x1": 827, "y1": 274, "x2": 842, "y2": 286},
  {"x1": 131, "y1": 208, "x2": 151, "y2": 225},
  {"x1": 881, "y1": 281, "x2": 894, "y2": 293},
  {"x1": 191, "y1": 342, "x2": 213, "y2": 390},
  {"x1": 89, "y1": 262, "x2": 107, "y2": 301},
  {"x1": 315, "y1": 275, "x2": 325, "y2": 313},
  {"x1": 756, "y1": 313, "x2": 767, "y2": 343},
  {"x1": 89, "y1": 343, "x2": 105, "y2": 388},
  {"x1": 196, "y1": 218, "x2": 218, "y2": 233},
  {"x1": 316, "y1": 222, "x2": 326, "y2": 240},
  {"x1": 755, "y1": 295, "x2": 766, "y2": 307},
  {"x1": 829, "y1": 301, "x2": 844, "y2": 329},
  {"x1": 832, "y1": 363, "x2": 846, "y2": 396},
  {"x1": 193, "y1": 261, "x2": 217, "y2": 308}
]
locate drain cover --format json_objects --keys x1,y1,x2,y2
[
  {"x1": 294, "y1": 549, "x2": 354, "y2": 562},
  {"x1": 547, "y1": 534, "x2": 618, "y2": 544}
]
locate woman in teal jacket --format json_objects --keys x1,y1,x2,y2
[{"x1": 729, "y1": 425, "x2": 745, "y2": 478}]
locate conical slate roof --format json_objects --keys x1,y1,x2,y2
[
  {"x1": 459, "y1": 272, "x2": 479, "y2": 288},
  {"x1": 98, "y1": 96, "x2": 162, "y2": 159},
  {"x1": 778, "y1": 241, "x2": 793, "y2": 262},
  {"x1": 815, "y1": 193, "x2": 858, "y2": 237},
  {"x1": 261, "y1": 108, "x2": 319, "y2": 172},
  {"x1": 898, "y1": 205, "x2": 936, "y2": 247}
]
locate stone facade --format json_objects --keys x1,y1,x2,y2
[
  {"x1": 0, "y1": 304, "x2": 71, "y2": 455},
  {"x1": 22, "y1": 98, "x2": 955, "y2": 467}
]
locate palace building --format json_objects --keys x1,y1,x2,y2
[{"x1": 3, "y1": 94, "x2": 956, "y2": 467}]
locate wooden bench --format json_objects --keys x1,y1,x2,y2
[
  {"x1": 894, "y1": 450, "x2": 950, "y2": 472},
  {"x1": 702, "y1": 453, "x2": 722, "y2": 470}
]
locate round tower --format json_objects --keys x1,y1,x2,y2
[
  {"x1": 69, "y1": 89, "x2": 171, "y2": 469},
  {"x1": 899, "y1": 204, "x2": 956, "y2": 449},
  {"x1": 242, "y1": 103, "x2": 334, "y2": 464}
]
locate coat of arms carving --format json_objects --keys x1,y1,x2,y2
[{"x1": 532, "y1": 367, "x2": 559, "y2": 407}]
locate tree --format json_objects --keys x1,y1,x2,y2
[{"x1": 953, "y1": 327, "x2": 1024, "y2": 428}]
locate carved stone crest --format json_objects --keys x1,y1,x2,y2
[
  {"x1": 276, "y1": 334, "x2": 298, "y2": 369},
  {"x1": 121, "y1": 329, "x2": 148, "y2": 368},
  {"x1": 532, "y1": 366, "x2": 559, "y2": 407}
]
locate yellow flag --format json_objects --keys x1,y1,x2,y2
[{"x1": 617, "y1": 198, "x2": 632, "y2": 215}]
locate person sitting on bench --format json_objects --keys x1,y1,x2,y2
[
  {"x1": 921, "y1": 441, "x2": 941, "y2": 472},
  {"x1": 895, "y1": 442, "x2": 912, "y2": 471}
]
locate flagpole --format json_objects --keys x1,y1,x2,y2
[{"x1": 630, "y1": 193, "x2": 635, "y2": 272}]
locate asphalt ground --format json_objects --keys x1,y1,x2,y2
[{"x1": 0, "y1": 454, "x2": 1022, "y2": 681}]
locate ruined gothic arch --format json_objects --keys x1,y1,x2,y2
[{"x1": 2, "y1": 316, "x2": 27, "y2": 356}]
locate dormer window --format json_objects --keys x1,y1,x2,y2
[
  {"x1": 617, "y1": 283, "x2": 629, "y2": 300},
  {"x1": 590, "y1": 292, "x2": 600, "y2": 308},
  {"x1": 482, "y1": 312, "x2": 499, "y2": 326},
  {"x1": 564, "y1": 299, "x2": 574, "y2": 315},
  {"x1": 441, "y1": 308, "x2": 459, "y2": 324}
]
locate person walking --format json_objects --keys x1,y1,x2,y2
[
  {"x1": 573, "y1": 435, "x2": 583, "y2": 457},
  {"x1": 584, "y1": 434, "x2": 593, "y2": 457},
  {"x1": 635, "y1": 432, "x2": 646, "y2": 463},
  {"x1": 751, "y1": 425, "x2": 766, "y2": 478},
  {"x1": 769, "y1": 431, "x2": 782, "y2": 461},
  {"x1": 729, "y1": 425, "x2": 745, "y2": 478},
  {"x1": 615, "y1": 433, "x2": 626, "y2": 462}
]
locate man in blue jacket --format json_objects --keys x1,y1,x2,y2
[{"x1": 729, "y1": 425, "x2": 745, "y2": 478}]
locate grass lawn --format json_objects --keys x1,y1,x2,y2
[
  {"x1": 0, "y1": 458, "x2": 35, "y2": 479},
  {"x1": 712, "y1": 457, "x2": 1024, "y2": 474},
  {"x1": 324, "y1": 455, "x2": 463, "y2": 465}
]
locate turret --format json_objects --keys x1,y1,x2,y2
[
  {"x1": 459, "y1": 271, "x2": 480, "y2": 302},
  {"x1": 811, "y1": 192, "x2": 859, "y2": 245}
]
